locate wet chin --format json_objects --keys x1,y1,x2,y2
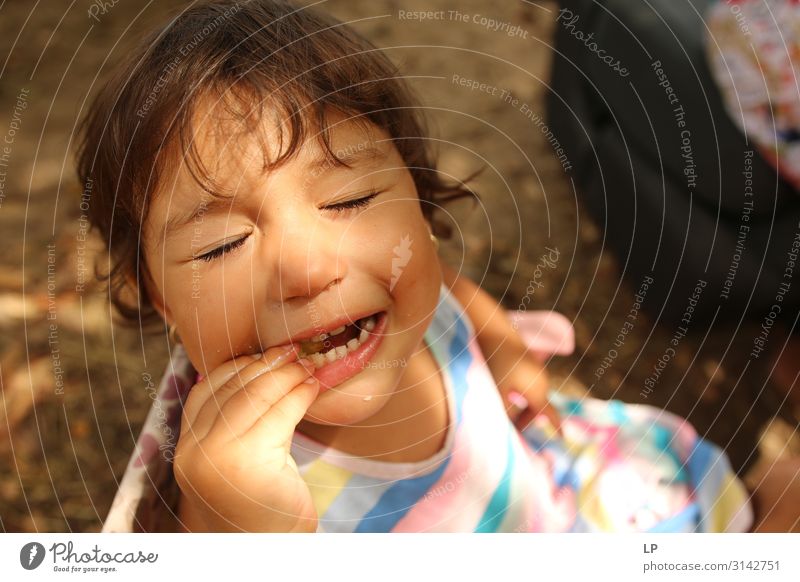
[{"x1": 302, "y1": 366, "x2": 400, "y2": 426}]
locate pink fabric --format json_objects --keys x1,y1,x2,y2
[{"x1": 509, "y1": 310, "x2": 575, "y2": 359}]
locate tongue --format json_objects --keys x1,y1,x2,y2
[
  {"x1": 301, "y1": 323, "x2": 360, "y2": 354},
  {"x1": 326, "y1": 324, "x2": 358, "y2": 348}
]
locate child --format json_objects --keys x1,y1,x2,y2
[{"x1": 79, "y1": 0, "x2": 758, "y2": 533}]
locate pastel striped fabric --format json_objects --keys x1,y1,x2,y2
[
  {"x1": 102, "y1": 284, "x2": 753, "y2": 532},
  {"x1": 290, "y1": 285, "x2": 753, "y2": 532}
]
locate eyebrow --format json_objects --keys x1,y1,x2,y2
[
  {"x1": 308, "y1": 142, "x2": 388, "y2": 174},
  {"x1": 164, "y1": 193, "x2": 238, "y2": 238},
  {"x1": 164, "y1": 142, "x2": 389, "y2": 237}
]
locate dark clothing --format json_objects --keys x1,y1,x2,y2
[{"x1": 547, "y1": 0, "x2": 800, "y2": 327}]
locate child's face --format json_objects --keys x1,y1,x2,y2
[{"x1": 142, "y1": 102, "x2": 441, "y2": 426}]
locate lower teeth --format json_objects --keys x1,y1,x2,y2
[{"x1": 305, "y1": 314, "x2": 378, "y2": 368}]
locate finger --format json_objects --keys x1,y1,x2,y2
[
  {"x1": 513, "y1": 400, "x2": 563, "y2": 437},
  {"x1": 513, "y1": 405, "x2": 536, "y2": 432},
  {"x1": 540, "y1": 402, "x2": 564, "y2": 437},
  {"x1": 505, "y1": 390, "x2": 529, "y2": 420},
  {"x1": 183, "y1": 345, "x2": 297, "y2": 439},
  {"x1": 209, "y1": 358, "x2": 315, "y2": 440},
  {"x1": 243, "y1": 375, "x2": 320, "y2": 450},
  {"x1": 181, "y1": 353, "x2": 262, "y2": 434}
]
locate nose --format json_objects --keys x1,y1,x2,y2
[{"x1": 268, "y1": 223, "x2": 347, "y2": 301}]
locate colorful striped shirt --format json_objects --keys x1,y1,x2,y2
[
  {"x1": 102, "y1": 284, "x2": 753, "y2": 532},
  {"x1": 289, "y1": 285, "x2": 753, "y2": 533}
]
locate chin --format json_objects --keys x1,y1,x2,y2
[{"x1": 301, "y1": 367, "x2": 401, "y2": 426}]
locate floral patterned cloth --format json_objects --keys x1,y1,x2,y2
[
  {"x1": 706, "y1": 0, "x2": 800, "y2": 190},
  {"x1": 102, "y1": 346, "x2": 194, "y2": 532}
]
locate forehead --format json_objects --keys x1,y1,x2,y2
[
  {"x1": 175, "y1": 92, "x2": 388, "y2": 187},
  {"x1": 145, "y1": 95, "x2": 394, "y2": 240}
]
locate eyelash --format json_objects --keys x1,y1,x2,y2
[
  {"x1": 324, "y1": 190, "x2": 380, "y2": 214},
  {"x1": 197, "y1": 236, "x2": 248, "y2": 263},
  {"x1": 196, "y1": 191, "x2": 380, "y2": 262}
]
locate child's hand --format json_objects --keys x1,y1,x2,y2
[
  {"x1": 173, "y1": 345, "x2": 320, "y2": 532},
  {"x1": 484, "y1": 335, "x2": 561, "y2": 434}
]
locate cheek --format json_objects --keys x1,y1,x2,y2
[
  {"x1": 176, "y1": 264, "x2": 262, "y2": 370},
  {"x1": 358, "y1": 202, "x2": 436, "y2": 286},
  {"x1": 385, "y1": 218, "x2": 441, "y2": 303}
]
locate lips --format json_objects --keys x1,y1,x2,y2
[
  {"x1": 304, "y1": 310, "x2": 388, "y2": 391},
  {"x1": 297, "y1": 313, "x2": 379, "y2": 367}
]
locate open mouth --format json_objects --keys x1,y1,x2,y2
[
  {"x1": 295, "y1": 311, "x2": 389, "y2": 391},
  {"x1": 298, "y1": 312, "x2": 381, "y2": 368}
]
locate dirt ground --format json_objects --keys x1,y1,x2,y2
[{"x1": 0, "y1": 0, "x2": 797, "y2": 532}]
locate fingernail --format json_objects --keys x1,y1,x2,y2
[
  {"x1": 507, "y1": 390, "x2": 528, "y2": 410},
  {"x1": 303, "y1": 376, "x2": 317, "y2": 384}
]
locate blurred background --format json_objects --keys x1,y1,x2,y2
[{"x1": 0, "y1": 0, "x2": 798, "y2": 532}]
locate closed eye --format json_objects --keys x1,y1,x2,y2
[
  {"x1": 194, "y1": 191, "x2": 380, "y2": 262},
  {"x1": 196, "y1": 235, "x2": 248, "y2": 262},
  {"x1": 323, "y1": 190, "x2": 380, "y2": 214}
]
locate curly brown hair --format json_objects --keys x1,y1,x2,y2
[{"x1": 75, "y1": 0, "x2": 478, "y2": 331}]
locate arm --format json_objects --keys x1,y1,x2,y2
[
  {"x1": 439, "y1": 260, "x2": 523, "y2": 355},
  {"x1": 440, "y1": 259, "x2": 560, "y2": 431}
]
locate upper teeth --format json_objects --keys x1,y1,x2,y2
[{"x1": 309, "y1": 325, "x2": 346, "y2": 343}]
